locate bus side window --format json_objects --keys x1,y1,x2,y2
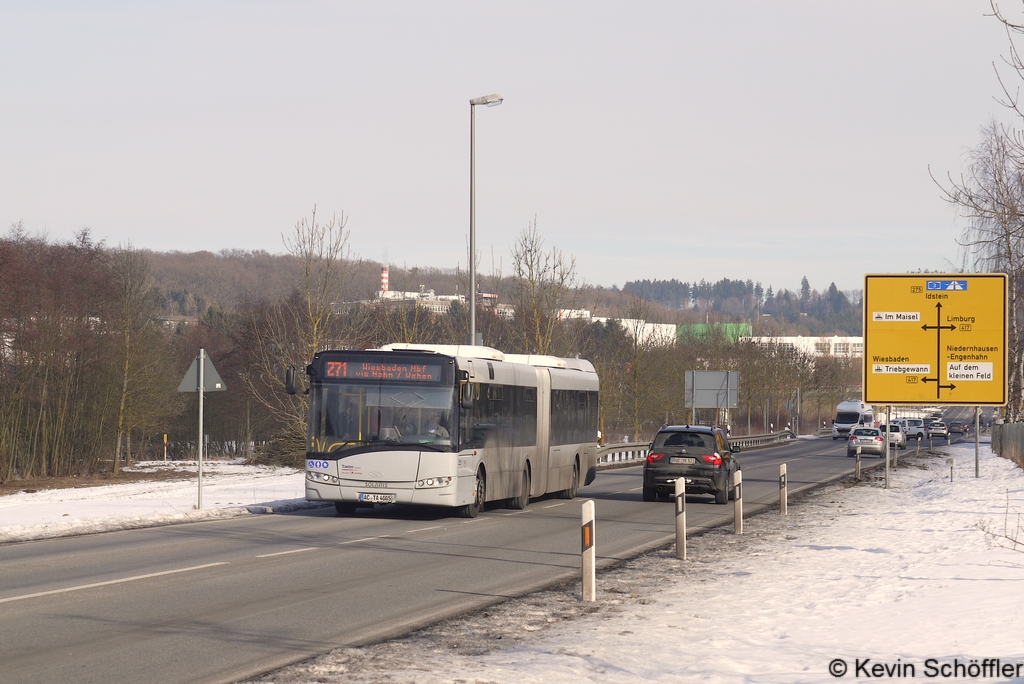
[{"x1": 460, "y1": 383, "x2": 483, "y2": 449}]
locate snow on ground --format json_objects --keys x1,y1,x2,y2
[
  {"x1": 245, "y1": 442, "x2": 1024, "y2": 684},
  {"x1": 0, "y1": 460, "x2": 309, "y2": 542},
  {"x1": 4, "y1": 443, "x2": 1024, "y2": 683}
]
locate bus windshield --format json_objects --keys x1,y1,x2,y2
[{"x1": 310, "y1": 381, "x2": 456, "y2": 454}]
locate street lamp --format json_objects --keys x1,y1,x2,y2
[{"x1": 469, "y1": 93, "x2": 502, "y2": 346}]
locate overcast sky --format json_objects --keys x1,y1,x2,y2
[{"x1": 1, "y1": 1, "x2": 1018, "y2": 294}]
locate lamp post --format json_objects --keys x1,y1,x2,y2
[{"x1": 469, "y1": 93, "x2": 502, "y2": 346}]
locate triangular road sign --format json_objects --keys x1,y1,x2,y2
[{"x1": 178, "y1": 353, "x2": 227, "y2": 392}]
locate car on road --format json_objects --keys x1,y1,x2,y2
[
  {"x1": 881, "y1": 423, "x2": 907, "y2": 449},
  {"x1": 847, "y1": 427, "x2": 886, "y2": 457},
  {"x1": 897, "y1": 418, "x2": 927, "y2": 441},
  {"x1": 928, "y1": 422, "x2": 950, "y2": 439},
  {"x1": 643, "y1": 425, "x2": 741, "y2": 505},
  {"x1": 948, "y1": 420, "x2": 970, "y2": 435}
]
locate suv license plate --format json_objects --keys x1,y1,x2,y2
[
  {"x1": 358, "y1": 493, "x2": 396, "y2": 503},
  {"x1": 670, "y1": 457, "x2": 696, "y2": 465}
]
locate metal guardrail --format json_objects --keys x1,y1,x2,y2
[
  {"x1": 597, "y1": 429, "x2": 800, "y2": 467},
  {"x1": 596, "y1": 442, "x2": 649, "y2": 467},
  {"x1": 727, "y1": 430, "x2": 795, "y2": 450}
]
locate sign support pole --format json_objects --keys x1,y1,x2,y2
[
  {"x1": 884, "y1": 406, "x2": 890, "y2": 489},
  {"x1": 198, "y1": 347, "x2": 205, "y2": 510},
  {"x1": 975, "y1": 406, "x2": 980, "y2": 478},
  {"x1": 177, "y1": 346, "x2": 226, "y2": 511}
]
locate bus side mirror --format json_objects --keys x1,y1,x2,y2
[
  {"x1": 285, "y1": 366, "x2": 301, "y2": 395},
  {"x1": 461, "y1": 383, "x2": 473, "y2": 410}
]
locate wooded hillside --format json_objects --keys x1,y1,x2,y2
[{"x1": 1, "y1": 219, "x2": 863, "y2": 483}]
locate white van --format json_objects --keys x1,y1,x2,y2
[
  {"x1": 895, "y1": 417, "x2": 926, "y2": 441},
  {"x1": 832, "y1": 401, "x2": 875, "y2": 440}
]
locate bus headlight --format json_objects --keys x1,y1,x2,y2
[
  {"x1": 416, "y1": 476, "x2": 452, "y2": 488},
  {"x1": 307, "y1": 471, "x2": 340, "y2": 484}
]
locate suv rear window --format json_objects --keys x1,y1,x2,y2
[{"x1": 654, "y1": 431, "x2": 715, "y2": 450}]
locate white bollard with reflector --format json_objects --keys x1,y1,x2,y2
[
  {"x1": 733, "y1": 470, "x2": 743, "y2": 535},
  {"x1": 675, "y1": 478, "x2": 686, "y2": 560},
  {"x1": 779, "y1": 463, "x2": 788, "y2": 516},
  {"x1": 582, "y1": 500, "x2": 596, "y2": 602}
]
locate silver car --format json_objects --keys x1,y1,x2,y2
[
  {"x1": 928, "y1": 422, "x2": 950, "y2": 439},
  {"x1": 881, "y1": 423, "x2": 907, "y2": 449},
  {"x1": 847, "y1": 427, "x2": 885, "y2": 457}
]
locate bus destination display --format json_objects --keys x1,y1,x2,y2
[{"x1": 323, "y1": 360, "x2": 442, "y2": 382}]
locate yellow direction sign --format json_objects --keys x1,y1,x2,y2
[{"x1": 863, "y1": 273, "x2": 1007, "y2": 405}]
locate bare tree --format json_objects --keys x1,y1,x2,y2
[
  {"x1": 934, "y1": 2, "x2": 1024, "y2": 419},
  {"x1": 937, "y1": 121, "x2": 1024, "y2": 418},
  {"x1": 243, "y1": 207, "x2": 359, "y2": 460},
  {"x1": 110, "y1": 243, "x2": 160, "y2": 474},
  {"x1": 616, "y1": 297, "x2": 665, "y2": 441},
  {"x1": 505, "y1": 218, "x2": 583, "y2": 355}
]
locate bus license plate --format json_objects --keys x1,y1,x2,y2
[
  {"x1": 358, "y1": 492, "x2": 396, "y2": 503},
  {"x1": 670, "y1": 457, "x2": 696, "y2": 465}
]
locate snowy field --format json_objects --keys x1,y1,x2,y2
[
  {"x1": 3, "y1": 443, "x2": 1024, "y2": 683},
  {"x1": 0, "y1": 460, "x2": 309, "y2": 543}
]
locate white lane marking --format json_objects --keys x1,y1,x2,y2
[
  {"x1": 501, "y1": 510, "x2": 532, "y2": 516},
  {"x1": 405, "y1": 525, "x2": 446, "y2": 534},
  {"x1": 256, "y1": 547, "x2": 319, "y2": 558},
  {"x1": 542, "y1": 503, "x2": 566, "y2": 508},
  {"x1": 0, "y1": 562, "x2": 229, "y2": 605},
  {"x1": 339, "y1": 534, "x2": 394, "y2": 545}
]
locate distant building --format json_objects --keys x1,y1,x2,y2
[
  {"x1": 677, "y1": 323, "x2": 752, "y2": 344},
  {"x1": 743, "y1": 335, "x2": 863, "y2": 358}
]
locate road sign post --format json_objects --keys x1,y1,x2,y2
[
  {"x1": 975, "y1": 407, "x2": 980, "y2": 478},
  {"x1": 178, "y1": 348, "x2": 227, "y2": 510},
  {"x1": 885, "y1": 406, "x2": 890, "y2": 489}
]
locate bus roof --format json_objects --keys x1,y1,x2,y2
[
  {"x1": 377, "y1": 343, "x2": 504, "y2": 361},
  {"x1": 376, "y1": 344, "x2": 595, "y2": 373}
]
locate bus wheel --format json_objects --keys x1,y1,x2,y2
[
  {"x1": 559, "y1": 462, "x2": 579, "y2": 499},
  {"x1": 334, "y1": 502, "x2": 356, "y2": 516},
  {"x1": 510, "y1": 469, "x2": 531, "y2": 510},
  {"x1": 459, "y1": 469, "x2": 485, "y2": 518}
]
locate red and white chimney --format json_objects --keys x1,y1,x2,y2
[{"x1": 381, "y1": 267, "x2": 389, "y2": 293}]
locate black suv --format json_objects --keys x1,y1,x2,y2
[{"x1": 642, "y1": 425, "x2": 741, "y2": 504}]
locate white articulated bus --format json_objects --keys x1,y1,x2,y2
[{"x1": 289, "y1": 344, "x2": 600, "y2": 518}]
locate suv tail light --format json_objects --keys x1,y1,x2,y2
[
  {"x1": 647, "y1": 452, "x2": 665, "y2": 463},
  {"x1": 702, "y1": 453, "x2": 722, "y2": 466}
]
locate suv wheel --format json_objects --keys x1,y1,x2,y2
[
  {"x1": 642, "y1": 484, "x2": 656, "y2": 502},
  {"x1": 715, "y1": 487, "x2": 728, "y2": 505}
]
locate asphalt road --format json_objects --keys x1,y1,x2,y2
[{"x1": 0, "y1": 434, "x2": 964, "y2": 684}]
